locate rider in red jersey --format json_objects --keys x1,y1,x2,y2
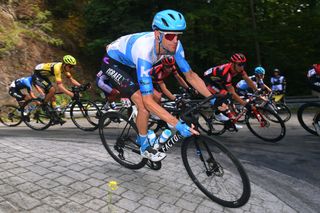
[
  {"x1": 203, "y1": 53, "x2": 258, "y2": 112},
  {"x1": 151, "y1": 56, "x2": 196, "y2": 103}
]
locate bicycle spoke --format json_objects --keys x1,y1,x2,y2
[
  {"x1": 99, "y1": 112, "x2": 147, "y2": 169},
  {"x1": 71, "y1": 100, "x2": 100, "y2": 131},
  {"x1": 182, "y1": 135, "x2": 250, "y2": 208},
  {"x1": 0, "y1": 105, "x2": 22, "y2": 126}
]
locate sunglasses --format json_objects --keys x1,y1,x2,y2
[
  {"x1": 163, "y1": 65, "x2": 173, "y2": 69},
  {"x1": 160, "y1": 31, "x2": 183, "y2": 41},
  {"x1": 236, "y1": 63, "x2": 246, "y2": 67}
]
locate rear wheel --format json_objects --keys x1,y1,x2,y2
[
  {"x1": 70, "y1": 99, "x2": 101, "y2": 131},
  {"x1": 99, "y1": 111, "x2": 147, "y2": 169},
  {"x1": 23, "y1": 99, "x2": 52, "y2": 130},
  {"x1": 297, "y1": 103, "x2": 320, "y2": 136},
  {"x1": 181, "y1": 135, "x2": 251, "y2": 208},
  {"x1": 246, "y1": 107, "x2": 286, "y2": 142},
  {"x1": 197, "y1": 112, "x2": 226, "y2": 136},
  {"x1": 0, "y1": 105, "x2": 22, "y2": 127}
]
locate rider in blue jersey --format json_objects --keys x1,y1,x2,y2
[
  {"x1": 9, "y1": 75, "x2": 43, "y2": 105},
  {"x1": 102, "y1": 9, "x2": 215, "y2": 162},
  {"x1": 236, "y1": 66, "x2": 271, "y2": 96}
]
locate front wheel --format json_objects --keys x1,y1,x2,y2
[
  {"x1": 99, "y1": 111, "x2": 147, "y2": 169},
  {"x1": 70, "y1": 99, "x2": 101, "y2": 131},
  {"x1": 246, "y1": 107, "x2": 286, "y2": 142},
  {"x1": 181, "y1": 135, "x2": 250, "y2": 208},
  {"x1": 0, "y1": 105, "x2": 22, "y2": 127},
  {"x1": 297, "y1": 103, "x2": 320, "y2": 136},
  {"x1": 275, "y1": 103, "x2": 291, "y2": 122}
]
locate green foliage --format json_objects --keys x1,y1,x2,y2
[
  {"x1": 25, "y1": 5, "x2": 63, "y2": 46},
  {"x1": 44, "y1": 0, "x2": 78, "y2": 18},
  {"x1": 80, "y1": 0, "x2": 320, "y2": 95},
  {"x1": 0, "y1": 4, "x2": 63, "y2": 56}
]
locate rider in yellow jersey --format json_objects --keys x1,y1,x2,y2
[{"x1": 33, "y1": 55, "x2": 81, "y2": 109}]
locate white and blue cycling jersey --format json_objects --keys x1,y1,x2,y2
[
  {"x1": 10, "y1": 76, "x2": 33, "y2": 92},
  {"x1": 236, "y1": 75, "x2": 262, "y2": 91},
  {"x1": 107, "y1": 32, "x2": 191, "y2": 95}
]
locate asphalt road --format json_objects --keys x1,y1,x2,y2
[{"x1": 0, "y1": 114, "x2": 319, "y2": 213}]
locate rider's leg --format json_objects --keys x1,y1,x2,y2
[
  {"x1": 130, "y1": 90, "x2": 166, "y2": 162},
  {"x1": 131, "y1": 90, "x2": 150, "y2": 136},
  {"x1": 44, "y1": 86, "x2": 55, "y2": 104}
]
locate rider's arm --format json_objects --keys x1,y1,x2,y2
[
  {"x1": 158, "y1": 81, "x2": 176, "y2": 101},
  {"x1": 183, "y1": 70, "x2": 212, "y2": 97},
  {"x1": 262, "y1": 83, "x2": 272, "y2": 93},
  {"x1": 65, "y1": 72, "x2": 81, "y2": 87},
  {"x1": 57, "y1": 83, "x2": 74, "y2": 97},
  {"x1": 29, "y1": 91, "x2": 37, "y2": 99},
  {"x1": 226, "y1": 85, "x2": 247, "y2": 106},
  {"x1": 34, "y1": 85, "x2": 45, "y2": 96},
  {"x1": 174, "y1": 73, "x2": 189, "y2": 89},
  {"x1": 243, "y1": 74, "x2": 258, "y2": 91}
]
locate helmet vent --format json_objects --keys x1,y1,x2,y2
[
  {"x1": 161, "y1": 18, "x2": 169, "y2": 27},
  {"x1": 168, "y1": 13, "x2": 175, "y2": 20},
  {"x1": 178, "y1": 13, "x2": 182, "y2": 19}
]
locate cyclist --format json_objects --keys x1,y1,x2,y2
[
  {"x1": 33, "y1": 55, "x2": 82, "y2": 124},
  {"x1": 102, "y1": 9, "x2": 216, "y2": 162},
  {"x1": 307, "y1": 64, "x2": 320, "y2": 97},
  {"x1": 8, "y1": 75, "x2": 44, "y2": 106},
  {"x1": 270, "y1": 68, "x2": 286, "y2": 96},
  {"x1": 203, "y1": 53, "x2": 258, "y2": 121},
  {"x1": 151, "y1": 56, "x2": 197, "y2": 103},
  {"x1": 236, "y1": 66, "x2": 271, "y2": 96},
  {"x1": 96, "y1": 70, "x2": 121, "y2": 109}
]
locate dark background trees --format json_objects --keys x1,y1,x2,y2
[{"x1": 46, "y1": 0, "x2": 320, "y2": 95}]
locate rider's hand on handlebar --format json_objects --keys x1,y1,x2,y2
[
  {"x1": 175, "y1": 120, "x2": 199, "y2": 137},
  {"x1": 174, "y1": 96, "x2": 185, "y2": 108},
  {"x1": 72, "y1": 92, "x2": 79, "y2": 100}
]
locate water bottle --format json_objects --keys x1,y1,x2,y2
[
  {"x1": 157, "y1": 129, "x2": 172, "y2": 144},
  {"x1": 110, "y1": 102, "x2": 117, "y2": 109}
]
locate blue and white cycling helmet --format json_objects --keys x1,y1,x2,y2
[
  {"x1": 254, "y1": 66, "x2": 265, "y2": 75},
  {"x1": 152, "y1": 9, "x2": 186, "y2": 32}
]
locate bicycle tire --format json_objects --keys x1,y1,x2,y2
[
  {"x1": 99, "y1": 111, "x2": 147, "y2": 169},
  {"x1": 70, "y1": 99, "x2": 101, "y2": 131},
  {"x1": 246, "y1": 107, "x2": 286, "y2": 142},
  {"x1": 0, "y1": 105, "x2": 22, "y2": 127},
  {"x1": 297, "y1": 103, "x2": 320, "y2": 136},
  {"x1": 181, "y1": 135, "x2": 250, "y2": 208},
  {"x1": 23, "y1": 99, "x2": 52, "y2": 130},
  {"x1": 197, "y1": 112, "x2": 226, "y2": 136},
  {"x1": 275, "y1": 103, "x2": 291, "y2": 122},
  {"x1": 315, "y1": 112, "x2": 320, "y2": 136},
  {"x1": 146, "y1": 160, "x2": 162, "y2": 170}
]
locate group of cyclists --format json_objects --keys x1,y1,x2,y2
[{"x1": 7, "y1": 9, "x2": 320, "y2": 162}]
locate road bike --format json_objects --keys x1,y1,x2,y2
[
  {"x1": 22, "y1": 84, "x2": 101, "y2": 131},
  {"x1": 0, "y1": 99, "x2": 37, "y2": 127},
  {"x1": 197, "y1": 93, "x2": 286, "y2": 142},
  {"x1": 99, "y1": 94, "x2": 251, "y2": 208},
  {"x1": 258, "y1": 92, "x2": 291, "y2": 122},
  {"x1": 297, "y1": 102, "x2": 320, "y2": 136}
]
